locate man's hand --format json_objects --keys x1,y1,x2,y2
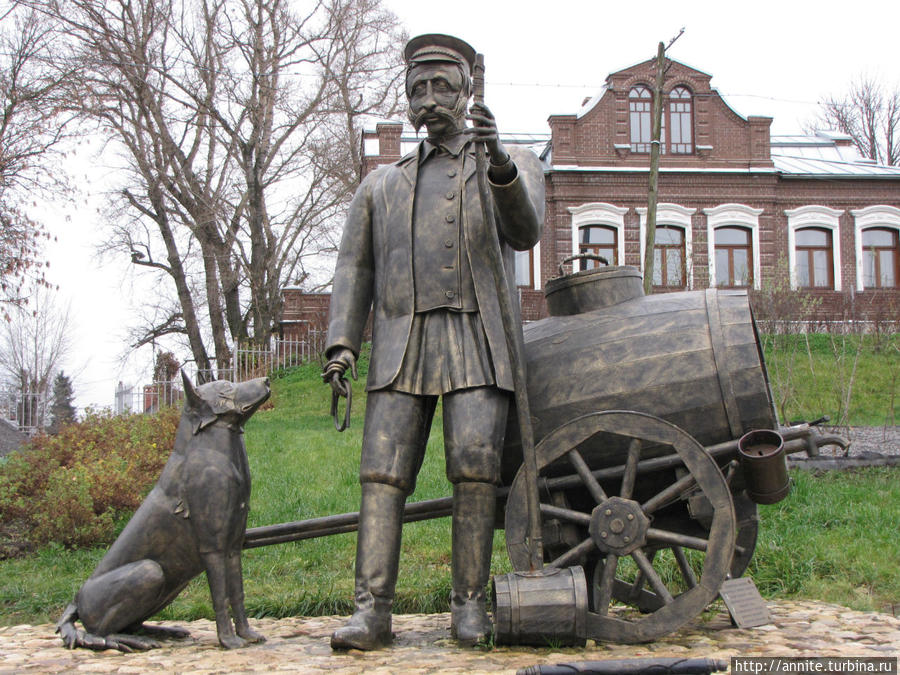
[
  {"x1": 322, "y1": 348, "x2": 357, "y2": 397},
  {"x1": 466, "y1": 102, "x2": 509, "y2": 166}
]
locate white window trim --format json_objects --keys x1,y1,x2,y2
[
  {"x1": 636, "y1": 203, "x2": 696, "y2": 289},
  {"x1": 704, "y1": 204, "x2": 764, "y2": 290},
  {"x1": 516, "y1": 242, "x2": 543, "y2": 290},
  {"x1": 851, "y1": 205, "x2": 900, "y2": 291},
  {"x1": 568, "y1": 202, "x2": 628, "y2": 267},
  {"x1": 785, "y1": 205, "x2": 843, "y2": 291}
]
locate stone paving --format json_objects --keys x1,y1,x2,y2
[{"x1": 2, "y1": 601, "x2": 898, "y2": 674}]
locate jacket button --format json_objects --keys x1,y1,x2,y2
[
  {"x1": 447, "y1": 168, "x2": 458, "y2": 177},
  {"x1": 445, "y1": 214, "x2": 455, "y2": 223},
  {"x1": 444, "y1": 239, "x2": 454, "y2": 248},
  {"x1": 446, "y1": 191, "x2": 456, "y2": 200},
  {"x1": 445, "y1": 290, "x2": 456, "y2": 299}
]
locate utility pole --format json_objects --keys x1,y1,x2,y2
[{"x1": 642, "y1": 29, "x2": 684, "y2": 295}]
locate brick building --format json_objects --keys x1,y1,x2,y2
[{"x1": 281, "y1": 56, "x2": 900, "y2": 335}]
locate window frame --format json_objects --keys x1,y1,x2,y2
[
  {"x1": 786, "y1": 206, "x2": 843, "y2": 291},
  {"x1": 666, "y1": 85, "x2": 693, "y2": 154},
  {"x1": 637, "y1": 203, "x2": 695, "y2": 290},
  {"x1": 861, "y1": 227, "x2": 899, "y2": 289},
  {"x1": 577, "y1": 224, "x2": 618, "y2": 269},
  {"x1": 795, "y1": 227, "x2": 834, "y2": 289},
  {"x1": 704, "y1": 204, "x2": 763, "y2": 290},
  {"x1": 628, "y1": 85, "x2": 653, "y2": 153},
  {"x1": 515, "y1": 241, "x2": 542, "y2": 290},
  {"x1": 651, "y1": 225, "x2": 686, "y2": 289},
  {"x1": 852, "y1": 205, "x2": 900, "y2": 291},
  {"x1": 713, "y1": 226, "x2": 753, "y2": 288},
  {"x1": 569, "y1": 202, "x2": 628, "y2": 271}
]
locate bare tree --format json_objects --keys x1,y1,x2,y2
[
  {"x1": 25, "y1": 0, "x2": 404, "y2": 375},
  {"x1": 0, "y1": 5, "x2": 75, "y2": 317},
  {"x1": 0, "y1": 283, "x2": 72, "y2": 429},
  {"x1": 809, "y1": 76, "x2": 900, "y2": 166}
]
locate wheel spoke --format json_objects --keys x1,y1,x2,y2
[
  {"x1": 594, "y1": 553, "x2": 619, "y2": 616},
  {"x1": 547, "y1": 537, "x2": 596, "y2": 569},
  {"x1": 647, "y1": 527, "x2": 709, "y2": 552},
  {"x1": 627, "y1": 549, "x2": 655, "y2": 600},
  {"x1": 619, "y1": 438, "x2": 642, "y2": 499},
  {"x1": 631, "y1": 549, "x2": 674, "y2": 604},
  {"x1": 672, "y1": 546, "x2": 698, "y2": 588},
  {"x1": 640, "y1": 472, "x2": 698, "y2": 514},
  {"x1": 540, "y1": 502, "x2": 592, "y2": 527},
  {"x1": 567, "y1": 449, "x2": 608, "y2": 504}
]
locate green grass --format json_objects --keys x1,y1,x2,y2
[
  {"x1": 1, "y1": 346, "x2": 898, "y2": 626},
  {"x1": 762, "y1": 333, "x2": 900, "y2": 426},
  {"x1": 751, "y1": 467, "x2": 900, "y2": 612}
]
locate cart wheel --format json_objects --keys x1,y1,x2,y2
[{"x1": 504, "y1": 410, "x2": 736, "y2": 644}]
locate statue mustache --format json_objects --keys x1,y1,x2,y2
[{"x1": 409, "y1": 106, "x2": 458, "y2": 132}]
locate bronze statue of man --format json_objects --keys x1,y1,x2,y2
[{"x1": 323, "y1": 33, "x2": 544, "y2": 649}]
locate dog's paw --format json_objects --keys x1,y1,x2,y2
[
  {"x1": 237, "y1": 626, "x2": 266, "y2": 644},
  {"x1": 218, "y1": 633, "x2": 248, "y2": 650}
]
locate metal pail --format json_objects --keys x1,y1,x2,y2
[
  {"x1": 491, "y1": 566, "x2": 588, "y2": 646},
  {"x1": 738, "y1": 429, "x2": 790, "y2": 504},
  {"x1": 544, "y1": 265, "x2": 644, "y2": 316}
]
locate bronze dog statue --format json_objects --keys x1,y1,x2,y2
[{"x1": 56, "y1": 373, "x2": 270, "y2": 651}]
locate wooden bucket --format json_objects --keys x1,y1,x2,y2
[
  {"x1": 502, "y1": 277, "x2": 777, "y2": 484},
  {"x1": 491, "y1": 566, "x2": 588, "y2": 646}
]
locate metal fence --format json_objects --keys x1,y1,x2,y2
[
  {"x1": 0, "y1": 387, "x2": 49, "y2": 436},
  {"x1": 196, "y1": 333, "x2": 326, "y2": 384},
  {"x1": 114, "y1": 381, "x2": 183, "y2": 415},
  {"x1": 115, "y1": 332, "x2": 327, "y2": 415}
]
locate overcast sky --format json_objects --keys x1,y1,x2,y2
[{"x1": 44, "y1": 0, "x2": 898, "y2": 411}]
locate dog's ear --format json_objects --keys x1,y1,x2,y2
[
  {"x1": 182, "y1": 370, "x2": 202, "y2": 408},
  {"x1": 182, "y1": 370, "x2": 217, "y2": 434}
]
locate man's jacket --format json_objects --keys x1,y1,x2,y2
[{"x1": 326, "y1": 142, "x2": 545, "y2": 392}]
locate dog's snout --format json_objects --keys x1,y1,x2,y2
[{"x1": 263, "y1": 377, "x2": 270, "y2": 388}]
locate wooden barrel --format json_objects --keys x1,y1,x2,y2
[
  {"x1": 502, "y1": 269, "x2": 777, "y2": 483},
  {"x1": 491, "y1": 566, "x2": 588, "y2": 646}
]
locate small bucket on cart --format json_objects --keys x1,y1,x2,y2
[
  {"x1": 738, "y1": 429, "x2": 790, "y2": 504},
  {"x1": 491, "y1": 565, "x2": 588, "y2": 646}
]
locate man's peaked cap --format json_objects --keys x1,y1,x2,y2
[{"x1": 404, "y1": 33, "x2": 476, "y2": 75}]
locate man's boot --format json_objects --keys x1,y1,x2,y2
[
  {"x1": 450, "y1": 481, "x2": 496, "y2": 646},
  {"x1": 331, "y1": 482, "x2": 405, "y2": 650}
]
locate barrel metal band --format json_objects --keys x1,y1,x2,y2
[{"x1": 705, "y1": 288, "x2": 743, "y2": 439}]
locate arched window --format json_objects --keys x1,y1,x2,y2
[
  {"x1": 862, "y1": 228, "x2": 899, "y2": 288},
  {"x1": 653, "y1": 226, "x2": 686, "y2": 289},
  {"x1": 714, "y1": 226, "x2": 752, "y2": 288},
  {"x1": 667, "y1": 86, "x2": 693, "y2": 154},
  {"x1": 787, "y1": 206, "x2": 842, "y2": 290},
  {"x1": 796, "y1": 227, "x2": 834, "y2": 289},
  {"x1": 853, "y1": 206, "x2": 900, "y2": 290},
  {"x1": 578, "y1": 225, "x2": 617, "y2": 270},
  {"x1": 629, "y1": 86, "x2": 652, "y2": 153}
]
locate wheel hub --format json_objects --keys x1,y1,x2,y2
[{"x1": 589, "y1": 496, "x2": 649, "y2": 555}]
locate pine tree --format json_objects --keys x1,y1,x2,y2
[{"x1": 48, "y1": 372, "x2": 76, "y2": 433}]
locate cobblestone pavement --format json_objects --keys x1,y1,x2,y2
[{"x1": 2, "y1": 601, "x2": 898, "y2": 674}]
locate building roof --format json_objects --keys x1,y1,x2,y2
[
  {"x1": 770, "y1": 132, "x2": 900, "y2": 178},
  {"x1": 364, "y1": 125, "x2": 900, "y2": 180}
]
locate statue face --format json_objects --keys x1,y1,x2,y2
[{"x1": 406, "y1": 62, "x2": 466, "y2": 137}]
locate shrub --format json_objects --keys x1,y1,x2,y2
[{"x1": 0, "y1": 406, "x2": 179, "y2": 556}]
